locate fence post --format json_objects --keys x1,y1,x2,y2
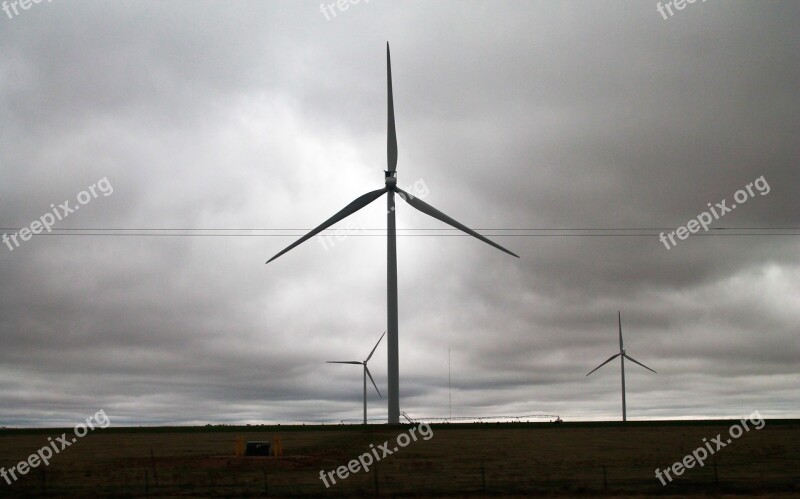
[
  {"x1": 150, "y1": 448, "x2": 159, "y2": 487},
  {"x1": 713, "y1": 458, "x2": 719, "y2": 487},
  {"x1": 374, "y1": 461, "x2": 380, "y2": 497},
  {"x1": 39, "y1": 468, "x2": 47, "y2": 495},
  {"x1": 481, "y1": 458, "x2": 486, "y2": 493}
]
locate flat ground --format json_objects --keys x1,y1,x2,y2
[{"x1": 0, "y1": 420, "x2": 798, "y2": 497}]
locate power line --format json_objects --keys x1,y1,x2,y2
[
  {"x1": 0, "y1": 228, "x2": 797, "y2": 237},
  {"x1": 1, "y1": 227, "x2": 798, "y2": 231}
]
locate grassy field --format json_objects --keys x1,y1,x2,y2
[{"x1": 1, "y1": 419, "x2": 798, "y2": 497}]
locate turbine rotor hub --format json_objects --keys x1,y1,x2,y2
[{"x1": 385, "y1": 170, "x2": 397, "y2": 187}]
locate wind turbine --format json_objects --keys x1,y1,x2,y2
[
  {"x1": 586, "y1": 311, "x2": 656, "y2": 422},
  {"x1": 326, "y1": 331, "x2": 385, "y2": 424},
  {"x1": 266, "y1": 43, "x2": 519, "y2": 424}
]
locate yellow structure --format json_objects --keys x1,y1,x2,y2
[{"x1": 235, "y1": 436, "x2": 245, "y2": 457}]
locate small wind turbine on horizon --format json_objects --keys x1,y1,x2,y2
[
  {"x1": 586, "y1": 311, "x2": 656, "y2": 422},
  {"x1": 266, "y1": 43, "x2": 519, "y2": 424},
  {"x1": 327, "y1": 331, "x2": 385, "y2": 425}
]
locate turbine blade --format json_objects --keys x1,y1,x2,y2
[
  {"x1": 623, "y1": 354, "x2": 656, "y2": 373},
  {"x1": 266, "y1": 188, "x2": 387, "y2": 263},
  {"x1": 387, "y1": 42, "x2": 397, "y2": 172},
  {"x1": 395, "y1": 187, "x2": 519, "y2": 258},
  {"x1": 365, "y1": 365, "x2": 382, "y2": 398},
  {"x1": 618, "y1": 311, "x2": 624, "y2": 351},
  {"x1": 365, "y1": 331, "x2": 386, "y2": 362},
  {"x1": 586, "y1": 353, "x2": 620, "y2": 376},
  {"x1": 326, "y1": 361, "x2": 363, "y2": 365}
]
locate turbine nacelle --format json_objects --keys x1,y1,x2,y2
[{"x1": 385, "y1": 170, "x2": 397, "y2": 187}]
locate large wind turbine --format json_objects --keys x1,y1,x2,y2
[
  {"x1": 326, "y1": 331, "x2": 385, "y2": 424},
  {"x1": 586, "y1": 311, "x2": 656, "y2": 422},
  {"x1": 266, "y1": 43, "x2": 519, "y2": 424}
]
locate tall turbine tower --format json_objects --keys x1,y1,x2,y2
[
  {"x1": 267, "y1": 44, "x2": 518, "y2": 424},
  {"x1": 586, "y1": 311, "x2": 656, "y2": 421}
]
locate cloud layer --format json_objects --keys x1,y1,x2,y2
[{"x1": 1, "y1": 0, "x2": 798, "y2": 425}]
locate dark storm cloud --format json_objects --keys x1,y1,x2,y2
[{"x1": 0, "y1": 1, "x2": 797, "y2": 426}]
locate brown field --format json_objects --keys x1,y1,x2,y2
[{"x1": 1, "y1": 420, "x2": 798, "y2": 497}]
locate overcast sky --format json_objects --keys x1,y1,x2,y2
[{"x1": 1, "y1": 1, "x2": 798, "y2": 426}]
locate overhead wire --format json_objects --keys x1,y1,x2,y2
[{"x1": 0, "y1": 227, "x2": 797, "y2": 237}]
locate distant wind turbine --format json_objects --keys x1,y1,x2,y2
[
  {"x1": 266, "y1": 43, "x2": 519, "y2": 424},
  {"x1": 327, "y1": 331, "x2": 385, "y2": 424},
  {"x1": 586, "y1": 311, "x2": 656, "y2": 422}
]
